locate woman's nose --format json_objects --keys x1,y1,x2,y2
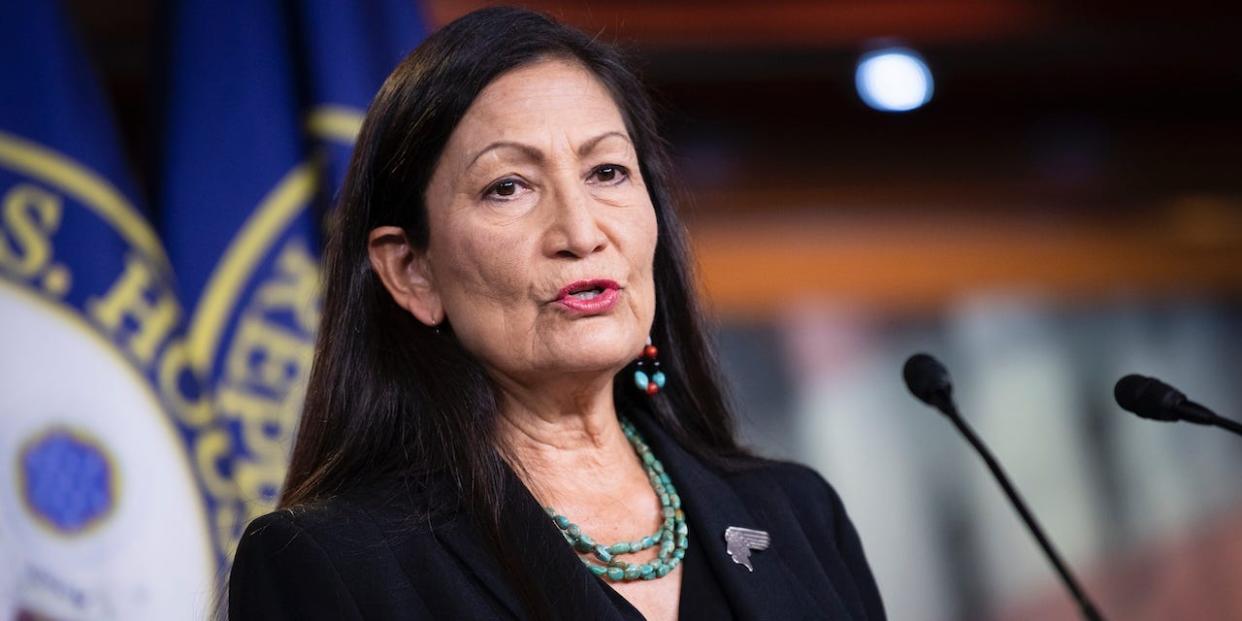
[{"x1": 544, "y1": 182, "x2": 608, "y2": 258}]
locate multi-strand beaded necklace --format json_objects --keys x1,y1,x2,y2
[{"x1": 544, "y1": 417, "x2": 688, "y2": 582}]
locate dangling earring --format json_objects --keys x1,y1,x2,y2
[{"x1": 633, "y1": 335, "x2": 666, "y2": 395}]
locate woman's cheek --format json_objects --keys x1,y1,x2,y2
[{"x1": 458, "y1": 228, "x2": 531, "y2": 302}]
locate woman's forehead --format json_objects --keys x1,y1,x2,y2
[{"x1": 451, "y1": 58, "x2": 630, "y2": 154}]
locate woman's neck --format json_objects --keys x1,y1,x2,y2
[{"x1": 494, "y1": 375, "x2": 638, "y2": 505}]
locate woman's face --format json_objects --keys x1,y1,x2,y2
[{"x1": 421, "y1": 58, "x2": 658, "y2": 386}]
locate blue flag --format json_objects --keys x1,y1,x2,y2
[
  {"x1": 0, "y1": 1, "x2": 227, "y2": 616},
  {"x1": 159, "y1": 0, "x2": 426, "y2": 561}
]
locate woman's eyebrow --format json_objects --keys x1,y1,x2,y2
[
  {"x1": 467, "y1": 141, "x2": 543, "y2": 169},
  {"x1": 577, "y1": 131, "x2": 630, "y2": 156},
  {"x1": 466, "y1": 131, "x2": 632, "y2": 170}
]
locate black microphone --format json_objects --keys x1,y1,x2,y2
[
  {"x1": 902, "y1": 353, "x2": 1106, "y2": 621},
  {"x1": 1114, "y1": 374, "x2": 1242, "y2": 436},
  {"x1": 903, "y1": 353, "x2": 953, "y2": 409}
]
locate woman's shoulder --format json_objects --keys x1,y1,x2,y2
[
  {"x1": 240, "y1": 477, "x2": 449, "y2": 549},
  {"x1": 229, "y1": 480, "x2": 445, "y2": 618},
  {"x1": 727, "y1": 457, "x2": 834, "y2": 492},
  {"x1": 233, "y1": 476, "x2": 458, "y2": 587},
  {"x1": 717, "y1": 456, "x2": 855, "y2": 531},
  {"x1": 238, "y1": 499, "x2": 379, "y2": 557},
  {"x1": 721, "y1": 456, "x2": 838, "y2": 499}
]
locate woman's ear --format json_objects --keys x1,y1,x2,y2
[{"x1": 368, "y1": 226, "x2": 444, "y2": 326}]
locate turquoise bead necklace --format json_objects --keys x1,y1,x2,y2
[{"x1": 544, "y1": 417, "x2": 689, "y2": 582}]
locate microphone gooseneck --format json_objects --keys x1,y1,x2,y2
[
  {"x1": 1113, "y1": 374, "x2": 1241, "y2": 435},
  {"x1": 902, "y1": 353, "x2": 1106, "y2": 621}
]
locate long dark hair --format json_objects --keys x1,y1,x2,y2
[{"x1": 280, "y1": 5, "x2": 746, "y2": 616}]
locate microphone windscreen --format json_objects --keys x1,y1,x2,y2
[
  {"x1": 1114, "y1": 374, "x2": 1181, "y2": 421},
  {"x1": 903, "y1": 353, "x2": 952, "y2": 406}
]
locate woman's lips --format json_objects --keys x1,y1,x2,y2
[{"x1": 555, "y1": 279, "x2": 621, "y2": 315}]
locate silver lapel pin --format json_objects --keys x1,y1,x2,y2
[{"x1": 723, "y1": 526, "x2": 770, "y2": 572}]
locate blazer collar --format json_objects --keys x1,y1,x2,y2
[{"x1": 435, "y1": 409, "x2": 838, "y2": 620}]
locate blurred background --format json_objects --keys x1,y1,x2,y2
[{"x1": 3, "y1": 1, "x2": 1242, "y2": 619}]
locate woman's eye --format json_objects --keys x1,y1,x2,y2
[
  {"x1": 591, "y1": 164, "x2": 628, "y2": 184},
  {"x1": 484, "y1": 179, "x2": 525, "y2": 200}
]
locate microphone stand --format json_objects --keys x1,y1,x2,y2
[{"x1": 932, "y1": 397, "x2": 1105, "y2": 621}]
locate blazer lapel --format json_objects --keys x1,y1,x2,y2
[
  {"x1": 629, "y1": 411, "x2": 853, "y2": 621},
  {"x1": 435, "y1": 464, "x2": 631, "y2": 621}
]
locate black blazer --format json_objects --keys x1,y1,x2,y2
[{"x1": 229, "y1": 412, "x2": 886, "y2": 620}]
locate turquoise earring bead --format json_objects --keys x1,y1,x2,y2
[{"x1": 633, "y1": 370, "x2": 650, "y2": 392}]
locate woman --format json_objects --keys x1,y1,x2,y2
[{"x1": 228, "y1": 7, "x2": 884, "y2": 620}]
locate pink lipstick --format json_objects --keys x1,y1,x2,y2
[{"x1": 555, "y1": 279, "x2": 621, "y2": 315}]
